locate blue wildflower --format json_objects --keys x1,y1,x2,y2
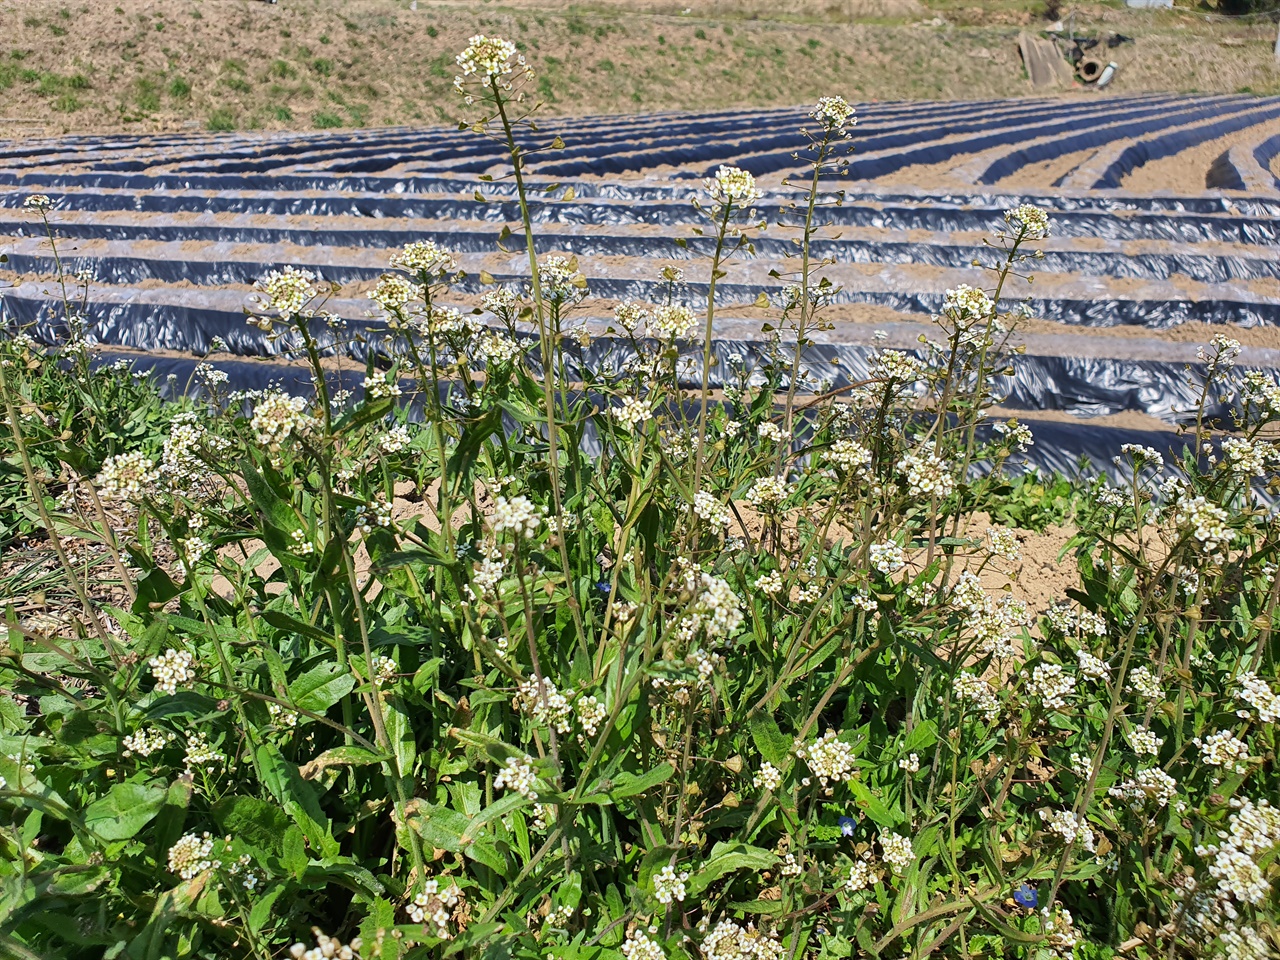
[
  {"x1": 595, "y1": 580, "x2": 611, "y2": 595},
  {"x1": 1013, "y1": 883, "x2": 1038, "y2": 909},
  {"x1": 839, "y1": 816, "x2": 857, "y2": 837}
]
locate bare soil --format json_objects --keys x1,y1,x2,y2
[
  {"x1": 1123, "y1": 116, "x2": 1280, "y2": 194},
  {"x1": 2, "y1": 0, "x2": 1278, "y2": 139}
]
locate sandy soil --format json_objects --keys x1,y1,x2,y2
[
  {"x1": 1123, "y1": 116, "x2": 1280, "y2": 194},
  {"x1": 995, "y1": 146, "x2": 1100, "y2": 191},
  {"x1": 2, "y1": 0, "x2": 1279, "y2": 139}
]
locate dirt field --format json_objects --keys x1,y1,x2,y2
[{"x1": 1, "y1": 0, "x2": 1278, "y2": 138}]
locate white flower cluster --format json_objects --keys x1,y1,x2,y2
[
  {"x1": 407, "y1": 877, "x2": 462, "y2": 939},
  {"x1": 1028, "y1": 663, "x2": 1076, "y2": 710},
  {"x1": 869, "y1": 541, "x2": 905, "y2": 575},
  {"x1": 256, "y1": 266, "x2": 318, "y2": 317},
  {"x1": 167, "y1": 832, "x2": 219, "y2": 879},
  {"x1": 755, "y1": 570, "x2": 783, "y2": 597},
  {"x1": 1004, "y1": 204, "x2": 1051, "y2": 240},
  {"x1": 845, "y1": 855, "x2": 883, "y2": 891},
  {"x1": 518, "y1": 677, "x2": 572, "y2": 733},
  {"x1": 1221, "y1": 437, "x2": 1276, "y2": 478},
  {"x1": 692, "y1": 491, "x2": 732, "y2": 527},
  {"x1": 289, "y1": 930, "x2": 364, "y2": 960},
  {"x1": 701, "y1": 920, "x2": 783, "y2": 960},
  {"x1": 1076, "y1": 649, "x2": 1110, "y2": 679},
  {"x1": 149, "y1": 648, "x2": 196, "y2": 695},
  {"x1": 798, "y1": 730, "x2": 856, "y2": 785},
  {"x1": 612, "y1": 396, "x2": 652, "y2": 431},
  {"x1": 828, "y1": 438, "x2": 872, "y2": 475},
  {"x1": 492, "y1": 495, "x2": 543, "y2": 538},
  {"x1": 1174, "y1": 496, "x2": 1231, "y2": 559},
  {"x1": 898, "y1": 450, "x2": 955, "y2": 499},
  {"x1": 575, "y1": 694, "x2": 606, "y2": 737},
  {"x1": 495, "y1": 755, "x2": 539, "y2": 799},
  {"x1": 809, "y1": 95, "x2": 856, "y2": 133},
  {"x1": 368, "y1": 273, "x2": 415, "y2": 311},
  {"x1": 1242, "y1": 370, "x2": 1280, "y2": 413},
  {"x1": 986, "y1": 526, "x2": 1020, "y2": 561},
  {"x1": 649, "y1": 304, "x2": 696, "y2": 340},
  {"x1": 1195, "y1": 730, "x2": 1250, "y2": 773},
  {"x1": 363, "y1": 375, "x2": 403, "y2": 399},
  {"x1": 250, "y1": 391, "x2": 315, "y2": 452},
  {"x1": 184, "y1": 731, "x2": 224, "y2": 771},
  {"x1": 685, "y1": 572, "x2": 744, "y2": 641},
  {"x1": 122, "y1": 727, "x2": 172, "y2": 758},
  {"x1": 1039, "y1": 809, "x2": 1096, "y2": 852},
  {"x1": 371, "y1": 655, "x2": 398, "y2": 687},
  {"x1": 953, "y1": 671, "x2": 1000, "y2": 722},
  {"x1": 454, "y1": 34, "x2": 525, "y2": 88},
  {"x1": 753, "y1": 761, "x2": 782, "y2": 792},
  {"x1": 1126, "y1": 725, "x2": 1164, "y2": 756},
  {"x1": 379, "y1": 425, "x2": 411, "y2": 453},
  {"x1": 1198, "y1": 333, "x2": 1242, "y2": 372},
  {"x1": 873, "y1": 349, "x2": 926, "y2": 383},
  {"x1": 745, "y1": 476, "x2": 789, "y2": 510},
  {"x1": 1235, "y1": 672, "x2": 1280, "y2": 723},
  {"x1": 95, "y1": 451, "x2": 161, "y2": 502},
  {"x1": 623, "y1": 930, "x2": 666, "y2": 960},
  {"x1": 1195, "y1": 798, "x2": 1280, "y2": 917},
  {"x1": 703, "y1": 165, "x2": 763, "y2": 206},
  {"x1": 654, "y1": 864, "x2": 689, "y2": 904},
  {"x1": 942, "y1": 284, "x2": 993, "y2": 324},
  {"x1": 1118, "y1": 443, "x2": 1163, "y2": 470},
  {"x1": 1109, "y1": 767, "x2": 1178, "y2": 811},
  {"x1": 1217, "y1": 927, "x2": 1271, "y2": 960},
  {"x1": 539, "y1": 255, "x2": 586, "y2": 302},
  {"x1": 993, "y1": 418, "x2": 1034, "y2": 451},
  {"x1": 880, "y1": 833, "x2": 916, "y2": 874},
  {"x1": 391, "y1": 240, "x2": 457, "y2": 275},
  {"x1": 24, "y1": 194, "x2": 53, "y2": 211},
  {"x1": 1125, "y1": 666, "x2": 1163, "y2": 702}
]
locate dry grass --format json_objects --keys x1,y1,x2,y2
[{"x1": 0, "y1": 0, "x2": 1276, "y2": 137}]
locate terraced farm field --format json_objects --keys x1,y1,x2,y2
[{"x1": 3, "y1": 94, "x2": 1280, "y2": 475}]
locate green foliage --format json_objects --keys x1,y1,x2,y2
[{"x1": 207, "y1": 108, "x2": 237, "y2": 131}]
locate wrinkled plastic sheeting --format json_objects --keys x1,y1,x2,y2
[
  {"x1": 58, "y1": 309, "x2": 1279, "y2": 426},
  {"x1": 6, "y1": 274, "x2": 1280, "y2": 338},
  {"x1": 2, "y1": 185, "x2": 1277, "y2": 246},
  {"x1": 5, "y1": 227, "x2": 1280, "y2": 286},
  {"x1": 96, "y1": 349, "x2": 1190, "y2": 486},
  {"x1": 1092, "y1": 101, "x2": 1280, "y2": 188}
]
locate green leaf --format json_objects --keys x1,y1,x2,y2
[
  {"x1": 749, "y1": 715, "x2": 791, "y2": 768},
  {"x1": 687, "y1": 842, "x2": 777, "y2": 898},
  {"x1": 211, "y1": 795, "x2": 291, "y2": 855},
  {"x1": 289, "y1": 662, "x2": 356, "y2": 713},
  {"x1": 902, "y1": 720, "x2": 938, "y2": 755},
  {"x1": 281, "y1": 825, "x2": 308, "y2": 879},
  {"x1": 606, "y1": 762, "x2": 675, "y2": 800},
  {"x1": 850, "y1": 780, "x2": 898, "y2": 827},
  {"x1": 84, "y1": 781, "x2": 166, "y2": 841},
  {"x1": 261, "y1": 609, "x2": 335, "y2": 647},
  {"x1": 360, "y1": 898, "x2": 400, "y2": 959},
  {"x1": 297, "y1": 746, "x2": 389, "y2": 780}
]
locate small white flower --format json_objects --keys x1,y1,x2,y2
[
  {"x1": 703, "y1": 164, "x2": 763, "y2": 206},
  {"x1": 149, "y1": 648, "x2": 196, "y2": 696},
  {"x1": 494, "y1": 755, "x2": 539, "y2": 799},
  {"x1": 753, "y1": 761, "x2": 782, "y2": 792},
  {"x1": 653, "y1": 863, "x2": 689, "y2": 904}
]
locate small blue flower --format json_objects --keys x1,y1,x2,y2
[
  {"x1": 595, "y1": 580, "x2": 611, "y2": 595},
  {"x1": 1013, "y1": 883, "x2": 1038, "y2": 909},
  {"x1": 838, "y1": 816, "x2": 857, "y2": 837}
]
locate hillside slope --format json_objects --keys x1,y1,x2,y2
[{"x1": 1, "y1": 0, "x2": 1278, "y2": 137}]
